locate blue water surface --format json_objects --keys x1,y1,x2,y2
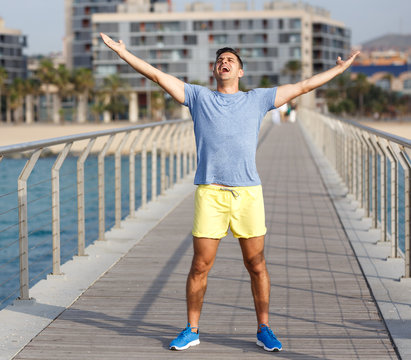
[{"x1": 0, "y1": 153, "x2": 182, "y2": 309}]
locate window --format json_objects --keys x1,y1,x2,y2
[
  {"x1": 254, "y1": 34, "x2": 267, "y2": 44},
  {"x1": 194, "y1": 21, "x2": 210, "y2": 30},
  {"x1": 214, "y1": 34, "x2": 227, "y2": 44},
  {"x1": 290, "y1": 47, "x2": 301, "y2": 59},
  {"x1": 289, "y1": 18, "x2": 301, "y2": 30},
  {"x1": 404, "y1": 78, "x2": 411, "y2": 89},
  {"x1": 279, "y1": 33, "x2": 300, "y2": 43},
  {"x1": 156, "y1": 36, "x2": 164, "y2": 47},
  {"x1": 96, "y1": 65, "x2": 116, "y2": 76},
  {"x1": 184, "y1": 35, "x2": 197, "y2": 45},
  {"x1": 376, "y1": 78, "x2": 391, "y2": 90}
]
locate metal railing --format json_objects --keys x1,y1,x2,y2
[
  {"x1": 299, "y1": 108, "x2": 411, "y2": 278},
  {"x1": 0, "y1": 119, "x2": 195, "y2": 304}
]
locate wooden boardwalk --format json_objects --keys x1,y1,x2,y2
[{"x1": 14, "y1": 123, "x2": 398, "y2": 359}]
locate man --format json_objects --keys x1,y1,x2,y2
[{"x1": 101, "y1": 32, "x2": 359, "y2": 352}]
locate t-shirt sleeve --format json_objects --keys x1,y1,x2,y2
[
  {"x1": 261, "y1": 87, "x2": 277, "y2": 112},
  {"x1": 183, "y1": 83, "x2": 201, "y2": 108}
]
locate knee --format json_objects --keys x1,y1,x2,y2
[
  {"x1": 243, "y1": 253, "x2": 267, "y2": 276},
  {"x1": 190, "y1": 257, "x2": 213, "y2": 277}
]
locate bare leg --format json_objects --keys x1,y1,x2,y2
[
  {"x1": 239, "y1": 235, "x2": 270, "y2": 326},
  {"x1": 186, "y1": 236, "x2": 220, "y2": 329}
]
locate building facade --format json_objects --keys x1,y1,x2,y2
[
  {"x1": 0, "y1": 18, "x2": 27, "y2": 83},
  {"x1": 92, "y1": 1, "x2": 350, "y2": 99},
  {"x1": 65, "y1": 0, "x2": 125, "y2": 70},
  {"x1": 351, "y1": 49, "x2": 411, "y2": 95},
  {"x1": 65, "y1": 0, "x2": 170, "y2": 69}
]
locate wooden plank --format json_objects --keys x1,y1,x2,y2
[{"x1": 14, "y1": 124, "x2": 398, "y2": 359}]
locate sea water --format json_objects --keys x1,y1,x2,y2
[{"x1": 0, "y1": 154, "x2": 169, "y2": 309}]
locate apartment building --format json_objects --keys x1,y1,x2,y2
[
  {"x1": 65, "y1": 0, "x2": 169, "y2": 69},
  {"x1": 0, "y1": 18, "x2": 27, "y2": 83},
  {"x1": 92, "y1": 0, "x2": 350, "y2": 100},
  {"x1": 65, "y1": 0, "x2": 125, "y2": 69}
]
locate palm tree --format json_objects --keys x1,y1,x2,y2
[
  {"x1": 36, "y1": 59, "x2": 56, "y2": 122},
  {"x1": 258, "y1": 76, "x2": 271, "y2": 88},
  {"x1": 73, "y1": 68, "x2": 94, "y2": 123},
  {"x1": 90, "y1": 93, "x2": 106, "y2": 123},
  {"x1": 151, "y1": 90, "x2": 165, "y2": 121},
  {"x1": 353, "y1": 73, "x2": 370, "y2": 116},
  {"x1": 52, "y1": 64, "x2": 73, "y2": 124},
  {"x1": 24, "y1": 78, "x2": 41, "y2": 124},
  {"x1": 283, "y1": 60, "x2": 301, "y2": 83},
  {"x1": 102, "y1": 74, "x2": 129, "y2": 122},
  {"x1": 8, "y1": 78, "x2": 25, "y2": 123},
  {"x1": 0, "y1": 67, "x2": 8, "y2": 123}
]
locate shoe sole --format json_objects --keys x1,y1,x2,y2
[
  {"x1": 256, "y1": 340, "x2": 282, "y2": 352},
  {"x1": 169, "y1": 339, "x2": 200, "y2": 351}
]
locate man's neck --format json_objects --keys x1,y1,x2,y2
[{"x1": 216, "y1": 81, "x2": 239, "y2": 94}]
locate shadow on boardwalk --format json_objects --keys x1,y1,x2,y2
[{"x1": 13, "y1": 123, "x2": 398, "y2": 360}]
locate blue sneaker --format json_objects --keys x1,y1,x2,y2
[
  {"x1": 169, "y1": 323, "x2": 200, "y2": 350},
  {"x1": 256, "y1": 324, "x2": 282, "y2": 351}
]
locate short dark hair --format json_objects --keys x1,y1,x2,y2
[{"x1": 215, "y1": 47, "x2": 243, "y2": 69}]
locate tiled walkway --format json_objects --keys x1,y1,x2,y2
[{"x1": 14, "y1": 123, "x2": 398, "y2": 359}]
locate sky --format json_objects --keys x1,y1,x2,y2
[{"x1": 0, "y1": 0, "x2": 410, "y2": 55}]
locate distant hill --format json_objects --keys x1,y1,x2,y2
[{"x1": 361, "y1": 34, "x2": 411, "y2": 51}]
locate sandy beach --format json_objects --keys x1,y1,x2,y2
[
  {"x1": 360, "y1": 121, "x2": 411, "y2": 140},
  {"x1": 0, "y1": 122, "x2": 155, "y2": 154}
]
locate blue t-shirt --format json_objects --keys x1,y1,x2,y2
[{"x1": 184, "y1": 83, "x2": 277, "y2": 186}]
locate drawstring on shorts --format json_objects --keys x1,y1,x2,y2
[{"x1": 220, "y1": 187, "x2": 240, "y2": 199}]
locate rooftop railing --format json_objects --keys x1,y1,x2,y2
[
  {"x1": 300, "y1": 108, "x2": 411, "y2": 278},
  {"x1": 0, "y1": 119, "x2": 195, "y2": 306}
]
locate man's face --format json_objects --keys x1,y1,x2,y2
[{"x1": 213, "y1": 52, "x2": 244, "y2": 81}]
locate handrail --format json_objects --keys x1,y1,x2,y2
[
  {"x1": 327, "y1": 114, "x2": 411, "y2": 148},
  {"x1": 0, "y1": 119, "x2": 188, "y2": 155},
  {"x1": 299, "y1": 108, "x2": 410, "y2": 278},
  {"x1": 0, "y1": 119, "x2": 195, "y2": 307}
]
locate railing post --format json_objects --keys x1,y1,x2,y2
[
  {"x1": 17, "y1": 148, "x2": 42, "y2": 300},
  {"x1": 51, "y1": 143, "x2": 72, "y2": 275},
  {"x1": 176, "y1": 125, "x2": 184, "y2": 183},
  {"x1": 169, "y1": 126, "x2": 180, "y2": 187},
  {"x1": 151, "y1": 141, "x2": 157, "y2": 201},
  {"x1": 114, "y1": 133, "x2": 130, "y2": 228},
  {"x1": 161, "y1": 125, "x2": 175, "y2": 194},
  {"x1": 98, "y1": 135, "x2": 115, "y2": 241},
  {"x1": 150, "y1": 125, "x2": 169, "y2": 200},
  {"x1": 360, "y1": 133, "x2": 371, "y2": 217},
  {"x1": 370, "y1": 136, "x2": 386, "y2": 241},
  {"x1": 77, "y1": 138, "x2": 95, "y2": 256},
  {"x1": 347, "y1": 128, "x2": 354, "y2": 195},
  {"x1": 141, "y1": 126, "x2": 161, "y2": 202},
  {"x1": 364, "y1": 134, "x2": 378, "y2": 228},
  {"x1": 129, "y1": 127, "x2": 151, "y2": 213},
  {"x1": 183, "y1": 126, "x2": 188, "y2": 178},
  {"x1": 381, "y1": 142, "x2": 398, "y2": 258},
  {"x1": 391, "y1": 142, "x2": 409, "y2": 268},
  {"x1": 403, "y1": 148, "x2": 411, "y2": 278},
  {"x1": 352, "y1": 131, "x2": 358, "y2": 200},
  {"x1": 141, "y1": 143, "x2": 147, "y2": 207},
  {"x1": 129, "y1": 131, "x2": 141, "y2": 218}
]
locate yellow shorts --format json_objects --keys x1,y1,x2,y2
[{"x1": 192, "y1": 184, "x2": 267, "y2": 239}]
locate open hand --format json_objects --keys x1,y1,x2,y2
[
  {"x1": 336, "y1": 50, "x2": 360, "y2": 70},
  {"x1": 100, "y1": 32, "x2": 126, "y2": 56}
]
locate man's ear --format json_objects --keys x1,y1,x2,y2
[{"x1": 238, "y1": 69, "x2": 244, "y2": 78}]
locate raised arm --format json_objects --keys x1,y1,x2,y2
[
  {"x1": 100, "y1": 33, "x2": 185, "y2": 104},
  {"x1": 274, "y1": 51, "x2": 360, "y2": 108}
]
